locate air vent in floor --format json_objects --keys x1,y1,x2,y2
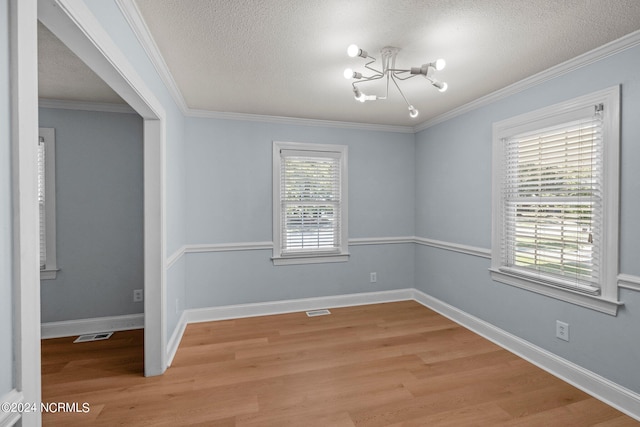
[
  {"x1": 73, "y1": 332, "x2": 114, "y2": 343},
  {"x1": 306, "y1": 309, "x2": 331, "y2": 317}
]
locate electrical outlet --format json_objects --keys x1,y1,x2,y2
[
  {"x1": 133, "y1": 289, "x2": 143, "y2": 303},
  {"x1": 556, "y1": 320, "x2": 569, "y2": 341},
  {"x1": 370, "y1": 272, "x2": 377, "y2": 283},
  {"x1": 175, "y1": 298, "x2": 180, "y2": 314}
]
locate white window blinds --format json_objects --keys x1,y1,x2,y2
[
  {"x1": 501, "y1": 107, "x2": 603, "y2": 294},
  {"x1": 280, "y1": 149, "x2": 342, "y2": 254},
  {"x1": 38, "y1": 136, "x2": 47, "y2": 269}
]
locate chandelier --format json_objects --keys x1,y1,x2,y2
[{"x1": 343, "y1": 44, "x2": 447, "y2": 118}]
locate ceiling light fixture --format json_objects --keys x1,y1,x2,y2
[{"x1": 344, "y1": 44, "x2": 448, "y2": 118}]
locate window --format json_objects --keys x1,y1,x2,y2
[
  {"x1": 491, "y1": 87, "x2": 620, "y2": 315},
  {"x1": 39, "y1": 127, "x2": 58, "y2": 280},
  {"x1": 272, "y1": 141, "x2": 348, "y2": 265}
]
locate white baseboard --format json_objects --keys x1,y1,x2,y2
[
  {"x1": 41, "y1": 313, "x2": 144, "y2": 339},
  {"x1": 410, "y1": 289, "x2": 640, "y2": 422},
  {"x1": 185, "y1": 289, "x2": 414, "y2": 324},
  {"x1": 166, "y1": 311, "x2": 188, "y2": 367},
  {"x1": 0, "y1": 389, "x2": 23, "y2": 427}
]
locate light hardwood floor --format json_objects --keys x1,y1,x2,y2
[{"x1": 41, "y1": 301, "x2": 639, "y2": 426}]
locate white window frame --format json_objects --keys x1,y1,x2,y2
[
  {"x1": 272, "y1": 141, "x2": 349, "y2": 265},
  {"x1": 490, "y1": 86, "x2": 621, "y2": 315},
  {"x1": 39, "y1": 127, "x2": 58, "y2": 280}
]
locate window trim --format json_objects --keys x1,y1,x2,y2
[
  {"x1": 39, "y1": 127, "x2": 58, "y2": 280},
  {"x1": 272, "y1": 141, "x2": 349, "y2": 266},
  {"x1": 490, "y1": 86, "x2": 622, "y2": 315}
]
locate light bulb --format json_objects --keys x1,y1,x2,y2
[
  {"x1": 344, "y1": 68, "x2": 354, "y2": 79},
  {"x1": 433, "y1": 81, "x2": 448, "y2": 92},
  {"x1": 435, "y1": 58, "x2": 446, "y2": 71},
  {"x1": 408, "y1": 106, "x2": 419, "y2": 118},
  {"x1": 347, "y1": 44, "x2": 360, "y2": 58}
]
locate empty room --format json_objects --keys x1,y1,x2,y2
[{"x1": 2, "y1": 0, "x2": 640, "y2": 425}]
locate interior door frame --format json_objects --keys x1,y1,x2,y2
[
  {"x1": 37, "y1": 0, "x2": 167, "y2": 377},
  {"x1": 11, "y1": 3, "x2": 167, "y2": 422}
]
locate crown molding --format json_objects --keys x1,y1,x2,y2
[
  {"x1": 415, "y1": 29, "x2": 640, "y2": 132},
  {"x1": 110, "y1": 4, "x2": 640, "y2": 135},
  {"x1": 186, "y1": 108, "x2": 415, "y2": 133},
  {"x1": 115, "y1": 0, "x2": 189, "y2": 114},
  {"x1": 39, "y1": 98, "x2": 136, "y2": 114}
]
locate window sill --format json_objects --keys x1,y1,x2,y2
[
  {"x1": 40, "y1": 268, "x2": 59, "y2": 280},
  {"x1": 489, "y1": 268, "x2": 622, "y2": 316},
  {"x1": 272, "y1": 253, "x2": 350, "y2": 266}
]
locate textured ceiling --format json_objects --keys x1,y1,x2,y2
[
  {"x1": 38, "y1": 1, "x2": 640, "y2": 127},
  {"x1": 38, "y1": 22, "x2": 124, "y2": 104}
]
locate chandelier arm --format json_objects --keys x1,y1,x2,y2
[
  {"x1": 392, "y1": 71, "x2": 417, "y2": 81},
  {"x1": 354, "y1": 73, "x2": 387, "y2": 85},
  {"x1": 364, "y1": 62, "x2": 383, "y2": 76},
  {"x1": 390, "y1": 74, "x2": 412, "y2": 108}
]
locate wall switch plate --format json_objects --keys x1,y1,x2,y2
[
  {"x1": 556, "y1": 320, "x2": 569, "y2": 341},
  {"x1": 133, "y1": 289, "x2": 143, "y2": 303},
  {"x1": 370, "y1": 272, "x2": 377, "y2": 283}
]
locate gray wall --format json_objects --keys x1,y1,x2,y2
[
  {"x1": 415, "y1": 44, "x2": 640, "y2": 394},
  {"x1": 84, "y1": 0, "x2": 188, "y2": 340},
  {"x1": 38, "y1": 107, "x2": 144, "y2": 322},
  {"x1": 0, "y1": 0, "x2": 14, "y2": 396},
  {"x1": 52, "y1": 0, "x2": 640, "y2": 400},
  {"x1": 184, "y1": 118, "x2": 416, "y2": 308}
]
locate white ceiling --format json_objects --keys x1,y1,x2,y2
[
  {"x1": 38, "y1": 23, "x2": 124, "y2": 105},
  {"x1": 39, "y1": 0, "x2": 640, "y2": 127}
]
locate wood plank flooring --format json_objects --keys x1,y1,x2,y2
[{"x1": 41, "y1": 301, "x2": 639, "y2": 426}]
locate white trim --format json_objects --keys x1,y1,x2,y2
[
  {"x1": 166, "y1": 245, "x2": 186, "y2": 269},
  {"x1": 39, "y1": 268, "x2": 58, "y2": 280},
  {"x1": 166, "y1": 311, "x2": 187, "y2": 367},
  {"x1": 166, "y1": 237, "x2": 416, "y2": 268},
  {"x1": 38, "y1": 98, "x2": 136, "y2": 114},
  {"x1": 411, "y1": 289, "x2": 640, "y2": 422},
  {"x1": 416, "y1": 30, "x2": 640, "y2": 132},
  {"x1": 618, "y1": 274, "x2": 640, "y2": 292},
  {"x1": 489, "y1": 269, "x2": 622, "y2": 316},
  {"x1": 188, "y1": 109, "x2": 415, "y2": 134},
  {"x1": 39, "y1": 0, "x2": 168, "y2": 377},
  {"x1": 187, "y1": 241, "x2": 273, "y2": 254},
  {"x1": 185, "y1": 289, "x2": 414, "y2": 324},
  {"x1": 349, "y1": 236, "x2": 415, "y2": 246},
  {"x1": 414, "y1": 236, "x2": 491, "y2": 258},
  {"x1": 11, "y1": 1, "x2": 42, "y2": 426},
  {"x1": 142, "y1": 119, "x2": 167, "y2": 376},
  {"x1": 272, "y1": 253, "x2": 350, "y2": 266},
  {"x1": 41, "y1": 313, "x2": 144, "y2": 339},
  {"x1": 0, "y1": 389, "x2": 24, "y2": 427},
  {"x1": 114, "y1": 0, "x2": 188, "y2": 114}
]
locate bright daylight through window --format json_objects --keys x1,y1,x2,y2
[
  {"x1": 491, "y1": 87, "x2": 620, "y2": 314},
  {"x1": 272, "y1": 141, "x2": 348, "y2": 265}
]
